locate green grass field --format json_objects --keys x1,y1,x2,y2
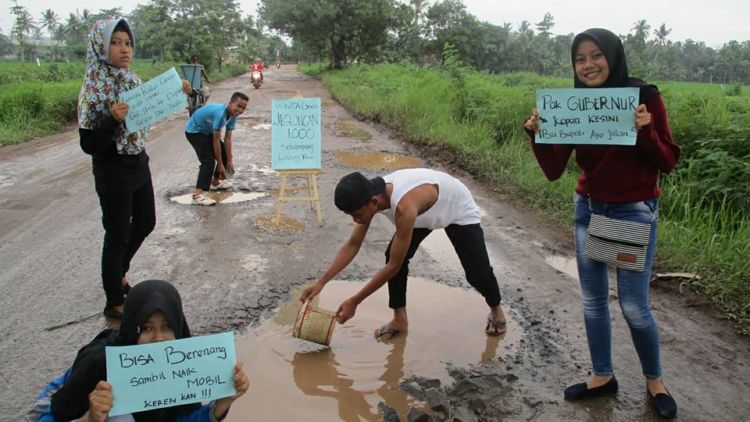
[{"x1": 0, "y1": 61, "x2": 247, "y2": 145}]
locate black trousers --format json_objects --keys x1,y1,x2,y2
[
  {"x1": 385, "y1": 223, "x2": 502, "y2": 309},
  {"x1": 186, "y1": 132, "x2": 227, "y2": 190},
  {"x1": 98, "y1": 178, "x2": 155, "y2": 308}
]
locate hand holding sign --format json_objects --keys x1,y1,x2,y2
[
  {"x1": 88, "y1": 381, "x2": 114, "y2": 422},
  {"x1": 524, "y1": 108, "x2": 540, "y2": 133},
  {"x1": 109, "y1": 103, "x2": 129, "y2": 123},
  {"x1": 634, "y1": 104, "x2": 652, "y2": 131},
  {"x1": 213, "y1": 362, "x2": 250, "y2": 418}
]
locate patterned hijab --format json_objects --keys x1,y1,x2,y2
[
  {"x1": 78, "y1": 18, "x2": 147, "y2": 155},
  {"x1": 571, "y1": 28, "x2": 660, "y2": 104}
]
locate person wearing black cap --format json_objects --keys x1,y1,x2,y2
[{"x1": 300, "y1": 168, "x2": 506, "y2": 340}]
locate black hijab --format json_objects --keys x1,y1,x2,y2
[
  {"x1": 571, "y1": 28, "x2": 659, "y2": 103},
  {"x1": 51, "y1": 280, "x2": 200, "y2": 421}
]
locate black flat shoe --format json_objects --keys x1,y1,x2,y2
[
  {"x1": 564, "y1": 376, "x2": 618, "y2": 400},
  {"x1": 648, "y1": 389, "x2": 677, "y2": 419},
  {"x1": 103, "y1": 306, "x2": 123, "y2": 319}
]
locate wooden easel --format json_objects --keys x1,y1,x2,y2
[{"x1": 274, "y1": 169, "x2": 322, "y2": 226}]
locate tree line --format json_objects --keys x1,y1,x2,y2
[
  {"x1": 4, "y1": 0, "x2": 750, "y2": 84},
  {"x1": 2, "y1": 0, "x2": 287, "y2": 71}
]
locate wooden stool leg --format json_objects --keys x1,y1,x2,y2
[
  {"x1": 274, "y1": 173, "x2": 288, "y2": 225},
  {"x1": 311, "y1": 173, "x2": 323, "y2": 227},
  {"x1": 307, "y1": 173, "x2": 315, "y2": 210}
]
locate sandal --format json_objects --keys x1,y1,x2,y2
[
  {"x1": 103, "y1": 306, "x2": 124, "y2": 319},
  {"x1": 485, "y1": 314, "x2": 507, "y2": 336},
  {"x1": 374, "y1": 325, "x2": 403, "y2": 341}
]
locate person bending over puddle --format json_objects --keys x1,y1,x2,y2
[
  {"x1": 29, "y1": 280, "x2": 249, "y2": 421},
  {"x1": 300, "y1": 168, "x2": 507, "y2": 340},
  {"x1": 184, "y1": 92, "x2": 249, "y2": 206}
]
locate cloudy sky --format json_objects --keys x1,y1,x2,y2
[{"x1": 2, "y1": 0, "x2": 748, "y2": 48}]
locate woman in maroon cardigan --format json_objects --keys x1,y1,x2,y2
[{"x1": 524, "y1": 28, "x2": 680, "y2": 419}]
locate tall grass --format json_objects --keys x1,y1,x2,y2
[
  {"x1": 316, "y1": 63, "x2": 750, "y2": 330},
  {"x1": 0, "y1": 61, "x2": 247, "y2": 145}
]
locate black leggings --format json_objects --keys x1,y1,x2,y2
[
  {"x1": 98, "y1": 178, "x2": 155, "y2": 308},
  {"x1": 186, "y1": 132, "x2": 227, "y2": 190},
  {"x1": 385, "y1": 224, "x2": 502, "y2": 309}
]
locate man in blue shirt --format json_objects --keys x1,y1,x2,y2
[{"x1": 184, "y1": 92, "x2": 249, "y2": 205}]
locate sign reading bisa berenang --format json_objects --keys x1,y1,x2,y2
[
  {"x1": 105, "y1": 332, "x2": 236, "y2": 416},
  {"x1": 535, "y1": 87, "x2": 639, "y2": 146}
]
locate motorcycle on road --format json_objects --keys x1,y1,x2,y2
[{"x1": 251, "y1": 71, "x2": 262, "y2": 89}]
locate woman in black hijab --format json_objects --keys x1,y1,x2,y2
[
  {"x1": 524, "y1": 28, "x2": 680, "y2": 419},
  {"x1": 49, "y1": 280, "x2": 249, "y2": 421}
]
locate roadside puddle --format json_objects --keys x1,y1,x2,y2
[
  {"x1": 335, "y1": 121, "x2": 373, "y2": 140},
  {"x1": 545, "y1": 255, "x2": 579, "y2": 280},
  {"x1": 335, "y1": 151, "x2": 422, "y2": 169},
  {"x1": 170, "y1": 191, "x2": 267, "y2": 205},
  {"x1": 256, "y1": 214, "x2": 307, "y2": 232},
  {"x1": 230, "y1": 277, "x2": 522, "y2": 421}
]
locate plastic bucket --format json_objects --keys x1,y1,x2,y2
[{"x1": 293, "y1": 301, "x2": 336, "y2": 346}]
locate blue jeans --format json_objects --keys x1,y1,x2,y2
[{"x1": 574, "y1": 192, "x2": 662, "y2": 378}]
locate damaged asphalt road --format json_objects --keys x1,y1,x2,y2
[{"x1": 0, "y1": 65, "x2": 748, "y2": 421}]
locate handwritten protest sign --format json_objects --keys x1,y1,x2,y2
[
  {"x1": 105, "y1": 332, "x2": 236, "y2": 416},
  {"x1": 271, "y1": 98, "x2": 321, "y2": 170},
  {"x1": 121, "y1": 67, "x2": 187, "y2": 134},
  {"x1": 535, "y1": 87, "x2": 639, "y2": 145}
]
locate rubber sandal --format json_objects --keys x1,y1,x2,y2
[
  {"x1": 486, "y1": 314, "x2": 507, "y2": 336},
  {"x1": 103, "y1": 306, "x2": 123, "y2": 319},
  {"x1": 374, "y1": 325, "x2": 402, "y2": 341}
]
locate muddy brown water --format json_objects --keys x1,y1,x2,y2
[
  {"x1": 170, "y1": 191, "x2": 268, "y2": 205},
  {"x1": 256, "y1": 214, "x2": 307, "y2": 232},
  {"x1": 335, "y1": 121, "x2": 373, "y2": 141},
  {"x1": 230, "y1": 278, "x2": 521, "y2": 421},
  {"x1": 335, "y1": 151, "x2": 423, "y2": 169}
]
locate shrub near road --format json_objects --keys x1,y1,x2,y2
[
  {"x1": 310, "y1": 62, "x2": 750, "y2": 331},
  {"x1": 0, "y1": 61, "x2": 247, "y2": 145}
]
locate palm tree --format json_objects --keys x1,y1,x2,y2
[
  {"x1": 653, "y1": 23, "x2": 671, "y2": 46},
  {"x1": 630, "y1": 19, "x2": 650, "y2": 48},
  {"x1": 410, "y1": 0, "x2": 427, "y2": 25},
  {"x1": 10, "y1": 0, "x2": 37, "y2": 62},
  {"x1": 41, "y1": 9, "x2": 59, "y2": 38}
]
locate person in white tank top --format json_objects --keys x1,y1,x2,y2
[{"x1": 300, "y1": 169, "x2": 507, "y2": 340}]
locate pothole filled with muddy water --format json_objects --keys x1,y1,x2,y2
[
  {"x1": 335, "y1": 151, "x2": 423, "y2": 169},
  {"x1": 229, "y1": 277, "x2": 522, "y2": 421},
  {"x1": 170, "y1": 191, "x2": 267, "y2": 205},
  {"x1": 255, "y1": 214, "x2": 307, "y2": 232}
]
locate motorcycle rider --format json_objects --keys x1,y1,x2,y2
[{"x1": 249, "y1": 57, "x2": 264, "y2": 82}]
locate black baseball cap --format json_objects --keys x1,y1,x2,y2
[{"x1": 334, "y1": 172, "x2": 386, "y2": 213}]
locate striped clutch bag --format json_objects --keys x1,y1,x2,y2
[{"x1": 584, "y1": 213, "x2": 652, "y2": 272}]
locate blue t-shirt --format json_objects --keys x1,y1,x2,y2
[{"x1": 185, "y1": 103, "x2": 237, "y2": 135}]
